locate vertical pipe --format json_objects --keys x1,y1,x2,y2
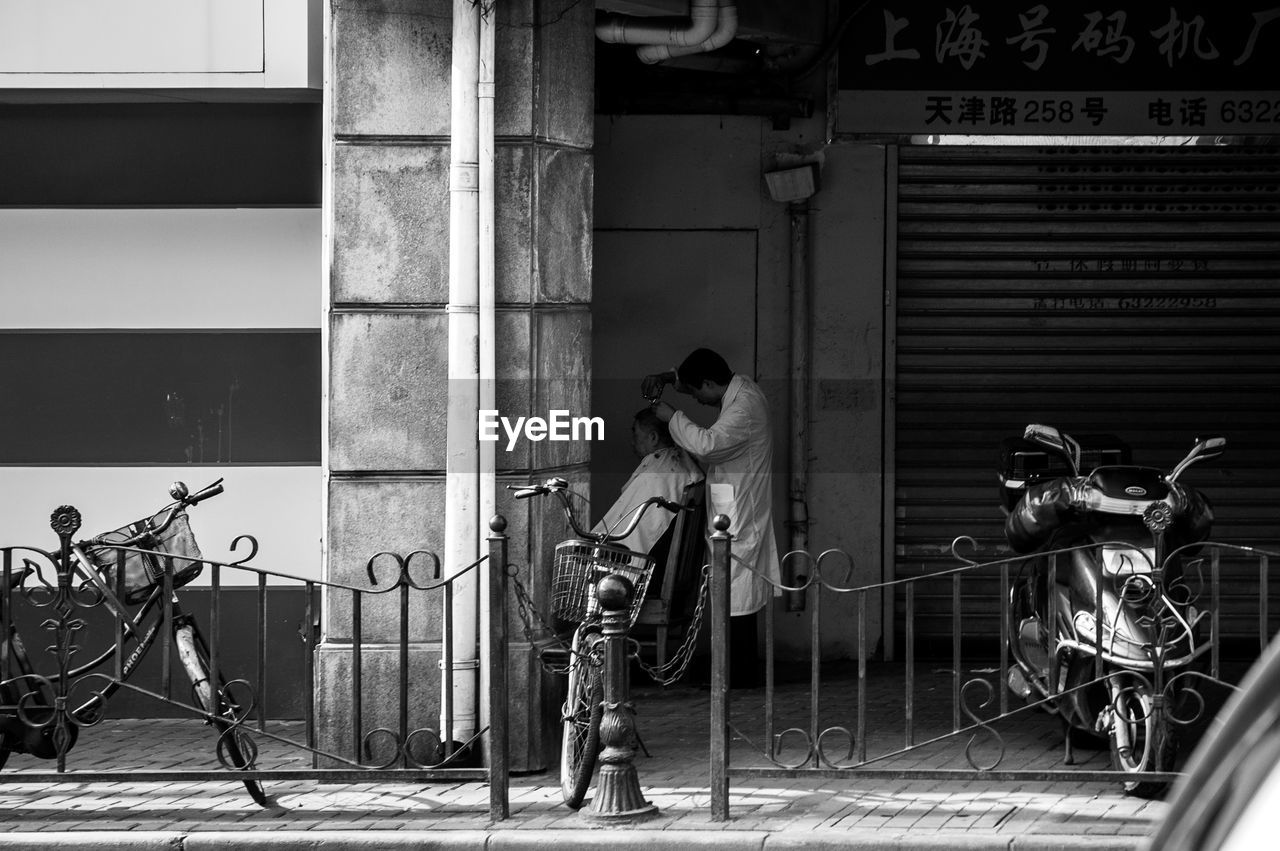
[
  {"x1": 485, "y1": 518, "x2": 510, "y2": 821},
  {"x1": 788, "y1": 202, "x2": 811, "y2": 575},
  {"x1": 476, "y1": 0, "x2": 498, "y2": 777},
  {"x1": 444, "y1": 0, "x2": 482, "y2": 745},
  {"x1": 478, "y1": 1, "x2": 497, "y2": 526},
  {"x1": 709, "y1": 515, "x2": 731, "y2": 822}
]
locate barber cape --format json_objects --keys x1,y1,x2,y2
[
  {"x1": 592, "y1": 446, "x2": 704, "y2": 556},
  {"x1": 668, "y1": 374, "x2": 781, "y2": 616}
]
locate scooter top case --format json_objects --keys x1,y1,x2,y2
[{"x1": 997, "y1": 434, "x2": 1130, "y2": 512}]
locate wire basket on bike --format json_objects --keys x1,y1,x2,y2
[
  {"x1": 84, "y1": 509, "x2": 204, "y2": 605},
  {"x1": 552, "y1": 539, "x2": 654, "y2": 629}
]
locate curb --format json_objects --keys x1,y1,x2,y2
[{"x1": 0, "y1": 830, "x2": 1146, "y2": 851}]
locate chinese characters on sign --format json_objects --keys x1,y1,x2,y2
[{"x1": 838, "y1": 2, "x2": 1280, "y2": 134}]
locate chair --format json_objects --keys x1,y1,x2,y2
[{"x1": 634, "y1": 480, "x2": 707, "y2": 670}]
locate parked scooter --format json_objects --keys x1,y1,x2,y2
[{"x1": 999, "y1": 424, "x2": 1225, "y2": 797}]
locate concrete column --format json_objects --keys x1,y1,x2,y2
[{"x1": 321, "y1": 0, "x2": 594, "y2": 771}]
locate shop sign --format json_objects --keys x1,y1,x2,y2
[{"x1": 836, "y1": 2, "x2": 1280, "y2": 135}]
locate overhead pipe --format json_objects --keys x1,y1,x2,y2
[
  {"x1": 596, "y1": 0, "x2": 720, "y2": 47},
  {"x1": 635, "y1": 0, "x2": 737, "y2": 65},
  {"x1": 444, "y1": 0, "x2": 482, "y2": 750}
]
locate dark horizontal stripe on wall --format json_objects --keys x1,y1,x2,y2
[
  {"x1": 2, "y1": 586, "x2": 312, "y2": 720},
  {"x1": 0, "y1": 331, "x2": 321, "y2": 464},
  {"x1": 0, "y1": 103, "x2": 320, "y2": 206}
]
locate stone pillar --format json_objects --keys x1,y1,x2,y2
[{"x1": 321, "y1": 0, "x2": 593, "y2": 772}]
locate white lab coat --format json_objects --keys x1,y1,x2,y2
[
  {"x1": 592, "y1": 446, "x2": 703, "y2": 556},
  {"x1": 667, "y1": 374, "x2": 781, "y2": 615}
]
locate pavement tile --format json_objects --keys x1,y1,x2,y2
[{"x1": 0, "y1": 665, "x2": 1188, "y2": 850}]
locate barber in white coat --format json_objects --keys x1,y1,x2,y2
[{"x1": 644, "y1": 347, "x2": 780, "y2": 688}]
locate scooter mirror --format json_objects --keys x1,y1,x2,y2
[
  {"x1": 1169, "y1": 434, "x2": 1227, "y2": 481},
  {"x1": 1023, "y1": 423, "x2": 1080, "y2": 476},
  {"x1": 1193, "y1": 435, "x2": 1227, "y2": 459}
]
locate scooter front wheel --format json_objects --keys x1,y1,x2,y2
[{"x1": 1107, "y1": 676, "x2": 1176, "y2": 798}]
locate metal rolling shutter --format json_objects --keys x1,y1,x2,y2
[{"x1": 893, "y1": 145, "x2": 1280, "y2": 649}]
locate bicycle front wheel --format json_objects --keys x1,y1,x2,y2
[
  {"x1": 560, "y1": 625, "x2": 603, "y2": 809},
  {"x1": 174, "y1": 622, "x2": 271, "y2": 807}
]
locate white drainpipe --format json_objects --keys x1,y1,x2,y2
[
  {"x1": 596, "y1": 0, "x2": 720, "y2": 47},
  {"x1": 635, "y1": 0, "x2": 737, "y2": 64},
  {"x1": 475, "y1": 0, "x2": 498, "y2": 756},
  {"x1": 444, "y1": 0, "x2": 481, "y2": 748}
]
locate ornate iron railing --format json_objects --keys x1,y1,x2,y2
[
  {"x1": 0, "y1": 507, "x2": 510, "y2": 820},
  {"x1": 707, "y1": 514, "x2": 1280, "y2": 820}
]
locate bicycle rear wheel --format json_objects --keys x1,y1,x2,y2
[
  {"x1": 174, "y1": 621, "x2": 271, "y2": 807},
  {"x1": 560, "y1": 625, "x2": 603, "y2": 809}
]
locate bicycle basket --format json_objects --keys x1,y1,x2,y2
[
  {"x1": 84, "y1": 509, "x2": 204, "y2": 605},
  {"x1": 551, "y1": 539, "x2": 654, "y2": 628}
]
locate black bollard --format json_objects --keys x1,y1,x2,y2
[{"x1": 583, "y1": 573, "x2": 658, "y2": 822}]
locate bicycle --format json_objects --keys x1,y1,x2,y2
[
  {"x1": 0, "y1": 480, "x2": 269, "y2": 806},
  {"x1": 510, "y1": 476, "x2": 687, "y2": 809}
]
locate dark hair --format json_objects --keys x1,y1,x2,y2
[
  {"x1": 633, "y1": 408, "x2": 674, "y2": 447},
  {"x1": 677, "y1": 348, "x2": 732, "y2": 388}
]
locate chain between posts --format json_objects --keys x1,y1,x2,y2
[
  {"x1": 633, "y1": 563, "x2": 710, "y2": 686},
  {"x1": 509, "y1": 563, "x2": 710, "y2": 686}
]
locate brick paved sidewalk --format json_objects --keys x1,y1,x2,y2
[{"x1": 0, "y1": 665, "x2": 1178, "y2": 850}]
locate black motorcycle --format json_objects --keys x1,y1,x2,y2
[{"x1": 999, "y1": 424, "x2": 1225, "y2": 797}]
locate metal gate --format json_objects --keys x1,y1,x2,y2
[
  {"x1": 0, "y1": 506, "x2": 510, "y2": 819},
  {"x1": 707, "y1": 526, "x2": 1280, "y2": 820},
  {"x1": 892, "y1": 144, "x2": 1280, "y2": 645}
]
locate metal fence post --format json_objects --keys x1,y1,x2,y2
[
  {"x1": 584, "y1": 573, "x2": 658, "y2": 822},
  {"x1": 709, "y1": 513, "x2": 732, "y2": 822},
  {"x1": 485, "y1": 515, "x2": 509, "y2": 821}
]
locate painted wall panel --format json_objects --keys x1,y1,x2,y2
[
  {"x1": 0, "y1": 209, "x2": 321, "y2": 329},
  {"x1": 594, "y1": 116, "x2": 763, "y2": 230},
  {"x1": 0, "y1": 0, "x2": 265, "y2": 74},
  {"x1": 0, "y1": 466, "x2": 323, "y2": 582}
]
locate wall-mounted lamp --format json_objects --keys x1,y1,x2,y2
[{"x1": 764, "y1": 163, "x2": 819, "y2": 203}]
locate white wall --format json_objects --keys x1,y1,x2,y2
[
  {"x1": 0, "y1": 209, "x2": 321, "y2": 329},
  {"x1": 0, "y1": 0, "x2": 321, "y2": 90},
  {"x1": 0, "y1": 467, "x2": 322, "y2": 584},
  {"x1": 0, "y1": 207, "x2": 323, "y2": 581}
]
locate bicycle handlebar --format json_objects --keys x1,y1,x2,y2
[
  {"x1": 83, "y1": 479, "x2": 225, "y2": 547},
  {"x1": 507, "y1": 478, "x2": 689, "y2": 544}
]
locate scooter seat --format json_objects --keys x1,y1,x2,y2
[{"x1": 1087, "y1": 466, "x2": 1169, "y2": 503}]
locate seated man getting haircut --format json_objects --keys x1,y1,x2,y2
[{"x1": 593, "y1": 408, "x2": 703, "y2": 567}]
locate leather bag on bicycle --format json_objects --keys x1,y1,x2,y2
[{"x1": 83, "y1": 509, "x2": 204, "y2": 604}]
